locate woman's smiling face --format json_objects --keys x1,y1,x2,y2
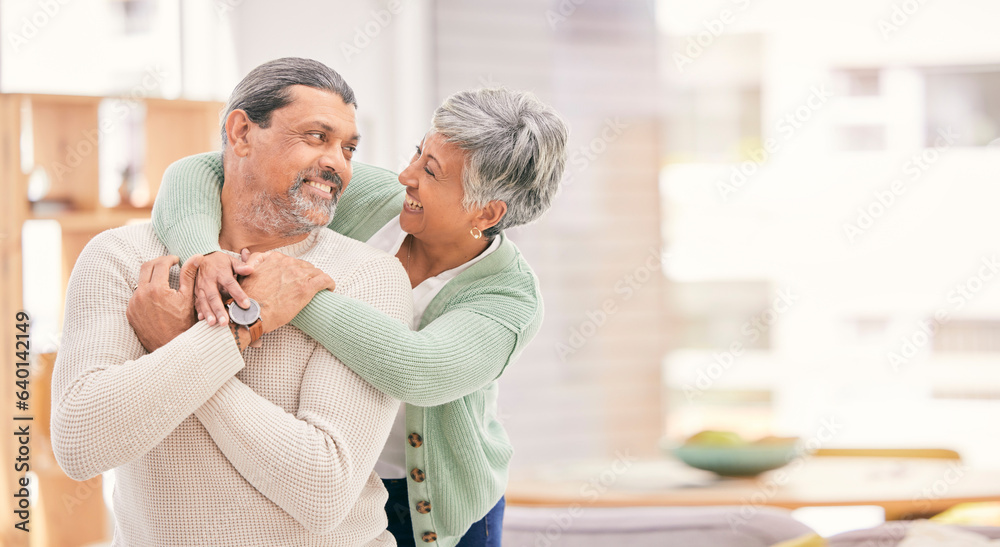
[{"x1": 398, "y1": 132, "x2": 481, "y2": 243}]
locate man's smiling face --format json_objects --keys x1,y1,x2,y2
[{"x1": 241, "y1": 85, "x2": 360, "y2": 236}]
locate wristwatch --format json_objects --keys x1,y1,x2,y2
[{"x1": 225, "y1": 297, "x2": 263, "y2": 345}]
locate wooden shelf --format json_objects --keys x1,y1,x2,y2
[
  {"x1": 28, "y1": 209, "x2": 152, "y2": 230},
  {"x1": 0, "y1": 92, "x2": 223, "y2": 547}
]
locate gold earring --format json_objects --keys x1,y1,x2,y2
[{"x1": 470, "y1": 227, "x2": 483, "y2": 240}]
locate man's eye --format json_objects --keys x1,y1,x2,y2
[
  {"x1": 308, "y1": 132, "x2": 324, "y2": 140},
  {"x1": 344, "y1": 145, "x2": 357, "y2": 153}
]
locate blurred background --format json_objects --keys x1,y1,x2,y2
[{"x1": 2, "y1": 0, "x2": 1000, "y2": 544}]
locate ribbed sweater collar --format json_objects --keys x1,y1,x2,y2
[{"x1": 218, "y1": 229, "x2": 321, "y2": 259}]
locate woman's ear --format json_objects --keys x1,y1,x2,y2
[
  {"x1": 477, "y1": 200, "x2": 508, "y2": 232},
  {"x1": 225, "y1": 110, "x2": 253, "y2": 157}
]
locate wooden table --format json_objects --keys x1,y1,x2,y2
[{"x1": 506, "y1": 456, "x2": 1000, "y2": 520}]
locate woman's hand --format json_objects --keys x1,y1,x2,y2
[
  {"x1": 194, "y1": 251, "x2": 264, "y2": 325},
  {"x1": 238, "y1": 252, "x2": 337, "y2": 334}
]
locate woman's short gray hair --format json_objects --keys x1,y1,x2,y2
[
  {"x1": 221, "y1": 57, "x2": 356, "y2": 150},
  {"x1": 432, "y1": 88, "x2": 568, "y2": 238}
]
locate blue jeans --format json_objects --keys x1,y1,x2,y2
[{"x1": 382, "y1": 478, "x2": 505, "y2": 546}]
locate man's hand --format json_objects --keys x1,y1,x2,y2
[
  {"x1": 239, "y1": 252, "x2": 336, "y2": 334},
  {"x1": 194, "y1": 251, "x2": 264, "y2": 326},
  {"x1": 127, "y1": 255, "x2": 201, "y2": 352}
]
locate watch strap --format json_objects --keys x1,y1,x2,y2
[{"x1": 247, "y1": 319, "x2": 264, "y2": 345}]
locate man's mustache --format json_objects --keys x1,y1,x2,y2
[{"x1": 293, "y1": 168, "x2": 343, "y2": 199}]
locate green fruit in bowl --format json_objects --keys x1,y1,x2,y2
[
  {"x1": 674, "y1": 432, "x2": 801, "y2": 477},
  {"x1": 684, "y1": 430, "x2": 746, "y2": 447}
]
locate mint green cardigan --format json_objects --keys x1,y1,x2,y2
[{"x1": 151, "y1": 153, "x2": 543, "y2": 546}]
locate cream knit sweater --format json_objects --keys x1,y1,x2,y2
[{"x1": 51, "y1": 223, "x2": 412, "y2": 546}]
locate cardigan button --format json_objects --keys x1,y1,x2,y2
[
  {"x1": 410, "y1": 468, "x2": 426, "y2": 483},
  {"x1": 421, "y1": 531, "x2": 437, "y2": 542},
  {"x1": 415, "y1": 500, "x2": 432, "y2": 514},
  {"x1": 408, "y1": 432, "x2": 423, "y2": 448}
]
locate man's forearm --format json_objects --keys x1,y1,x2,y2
[
  {"x1": 52, "y1": 322, "x2": 244, "y2": 480},
  {"x1": 193, "y1": 356, "x2": 397, "y2": 534}
]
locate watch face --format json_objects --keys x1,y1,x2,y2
[{"x1": 228, "y1": 299, "x2": 260, "y2": 326}]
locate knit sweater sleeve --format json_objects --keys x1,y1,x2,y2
[
  {"x1": 291, "y1": 289, "x2": 522, "y2": 407},
  {"x1": 150, "y1": 152, "x2": 224, "y2": 262},
  {"x1": 193, "y1": 254, "x2": 412, "y2": 534},
  {"x1": 50, "y1": 229, "x2": 245, "y2": 481}
]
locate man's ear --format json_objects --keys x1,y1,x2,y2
[
  {"x1": 225, "y1": 110, "x2": 253, "y2": 157},
  {"x1": 477, "y1": 200, "x2": 508, "y2": 232}
]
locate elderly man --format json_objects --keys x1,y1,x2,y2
[{"x1": 50, "y1": 58, "x2": 411, "y2": 546}]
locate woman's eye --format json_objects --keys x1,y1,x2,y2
[{"x1": 423, "y1": 167, "x2": 435, "y2": 178}]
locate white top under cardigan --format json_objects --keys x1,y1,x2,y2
[{"x1": 366, "y1": 215, "x2": 500, "y2": 479}]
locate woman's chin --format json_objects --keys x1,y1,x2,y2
[{"x1": 398, "y1": 216, "x2": 419, "y2": 236}]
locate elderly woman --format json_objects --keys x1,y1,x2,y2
[{"x1": 149, "y1": 86, "x2": 567, "y2": 546}]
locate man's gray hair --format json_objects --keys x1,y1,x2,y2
[
  {"x1": 432, "y1": 88, "x2": 568, "y2": 239},
  {"x1": 220, "y1": 57, "x2": 356, "y2": 150}
]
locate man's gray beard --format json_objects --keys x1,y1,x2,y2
[{"x1": 242, "y1": 171, "x2": 339, "y2": 238}]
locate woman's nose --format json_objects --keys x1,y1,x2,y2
[{"x1": 398, "y1": 163, "x2": 419, "y2": 188}]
